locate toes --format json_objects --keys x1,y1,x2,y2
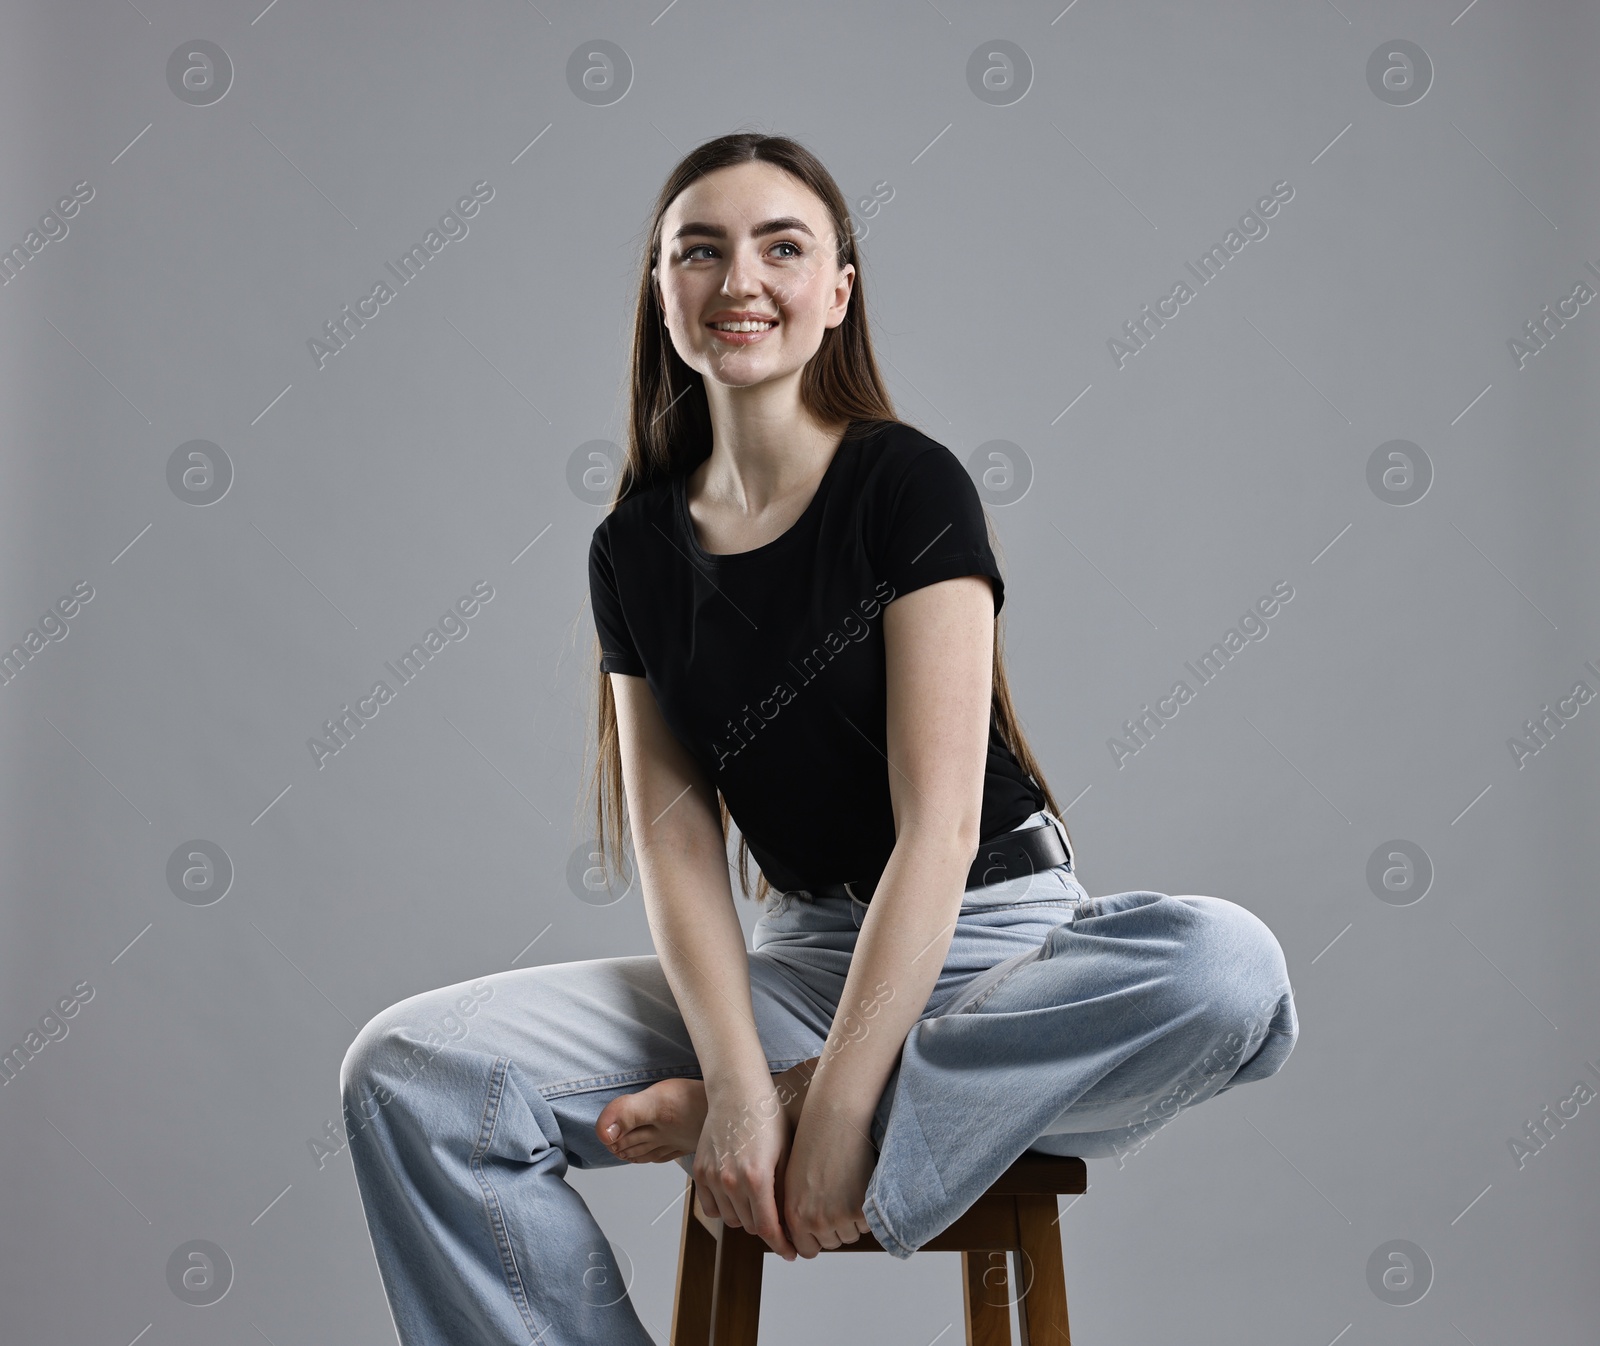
[{"x1": 596, "y1": 1093, "x2": 644, "y2": 1148}]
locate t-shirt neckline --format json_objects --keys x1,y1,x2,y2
[{"x1": 675, "y1": 426, "x2": 857, "y2": 565}]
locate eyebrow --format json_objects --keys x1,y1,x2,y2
[{"x1": 670, "y1": 215, "x2": 816, "y2": 242}]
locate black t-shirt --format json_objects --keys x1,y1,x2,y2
[{"x1": 587, "y1": 418, "x2": 1045, "y2": 893}]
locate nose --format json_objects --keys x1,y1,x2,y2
[{"x1": 720, "y1": 241, "x2": 765, "y2": 299}]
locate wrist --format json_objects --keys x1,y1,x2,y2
[
  {"x1": 795, "y1": 1068, "x2": 877, "y2": 1136},
  {"x1": 702, "y1": 1061, "x2": 779, "y2": 1104}
]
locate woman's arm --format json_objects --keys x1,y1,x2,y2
[
  {"x1": 781, "y1": 573, "x2": 997, "y2": 1255},
  {"x1": 609, "y1": 672, "x2": 799, "y2": 1257}
]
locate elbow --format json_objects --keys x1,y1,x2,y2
[{"x1": 901, "y1": 810, "x2": 983, "y2": 866}]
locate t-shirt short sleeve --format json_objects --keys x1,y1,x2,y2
[
  {"x1": 878, "y1": 445, "x2": 1005, "y2": 617},
  {"x1": 588, "y1": 521, "x2": 646, "y2": 676}
]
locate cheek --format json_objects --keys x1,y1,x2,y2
[{"x1": 778, "y1": 289, "x2": 828, "y2": 329}]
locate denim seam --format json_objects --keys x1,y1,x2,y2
[
  {"x1": 957, "y1": 896, "x2": 1077, "y2": 916},
  {"x1": 469, "y1": 1056, "x2": 543, "y2": 1342},
  {"x1": 868, "y1": 1076, "x2": 949, "y2": 1259},
  {"x1": 958, "y1": 943, "x2": 1049, "y2": 1017},
  {"x1": 864, "y1": 1190, "x2": 913, "y2": 1258},
  {"x1": 538, "y1": 1057, "x2": 816, "y2": 1100}
]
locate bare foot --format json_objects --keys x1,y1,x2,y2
[{"x1": 595, "y1": 1057, "x2": 819, "y2": 1164}]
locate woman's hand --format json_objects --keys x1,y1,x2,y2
[
  {"x1": 780, "y1": 1106, "x2": 878, "y2": 1257},
  {"x1": 692, "y1": 1077, "x2": 800, "y2": 1261}
]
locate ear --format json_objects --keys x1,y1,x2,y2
[{"x1": 827, "y1": 263, "x2": 856, "y2": 329}]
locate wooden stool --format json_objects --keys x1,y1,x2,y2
[{"x1": 669, "y1": 1152, "x2": 1085, "y2": 1345}]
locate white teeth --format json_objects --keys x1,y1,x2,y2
[{"x1": 711, "y1": 320, "x2": 776, "y2": 332}]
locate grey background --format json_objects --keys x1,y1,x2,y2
[{"x1": 2, "y1": 1, "x2": 1596, "y2": 1343}]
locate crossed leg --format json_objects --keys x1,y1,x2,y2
[
  {"x1": 860, "y1": 890, "x2": 1299, "y2": 1257},
  {"x1": 338, "y1": 951, "x2": 831, "y2": 1346}
]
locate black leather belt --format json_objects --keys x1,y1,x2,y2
[{"x1": 798, "y1": 819, "x2": 1071, "y2": 904}]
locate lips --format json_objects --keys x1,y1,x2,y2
[{"x1": 705, "y1": 315, "x2": 778, "y2": 344}]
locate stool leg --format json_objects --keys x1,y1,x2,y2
[
  {"x1": 961, "y1": 1248, "x2": 1013, "y2": 1346},
  {"x1": 709, "y1": 1224, "x2": 764, "y2": 1346},
  {"x1": 1013, "y1": 1195, "x2": 1071, "y2": 1346},
  {"x1": 670, "y1": 1178, "x2": 716, "y2": 1346}
]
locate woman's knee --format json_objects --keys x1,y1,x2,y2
[
  {"x1": 339, "y1": 979, "x2": 496, "y2": 1104},
  {"x1": 1186, "y1": 897, "x2": 1297, "y2": 1067}
]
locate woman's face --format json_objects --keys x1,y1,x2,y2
[{"x1": 653, "y1": 160, "x2": 854, "y2": 393}]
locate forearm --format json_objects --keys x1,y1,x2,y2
[
  {"x1": 635, "y1": 829, "x2": 774, "y2": 1098},
  {"x1": 799, "y1": 824, "x2": 974, "y2": 1141}
]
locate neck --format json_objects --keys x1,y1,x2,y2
[{"x1": 697, "y1": 385, "x2": 849, "y2": 511}]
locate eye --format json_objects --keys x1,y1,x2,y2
[{"x1": 770, "y1": 240, "x2": 802, "y2": 258}]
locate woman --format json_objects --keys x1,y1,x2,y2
[{"x1": 339, "y1": 133, "x2": 1299, "y2": 1346}]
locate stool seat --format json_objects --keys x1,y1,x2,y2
[{"x1": 670, "y1": 1152, "x2": 1086, "y2": 1344}]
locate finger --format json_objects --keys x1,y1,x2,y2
[
  {"x1": 726, "y1": 1172, "x2": 760, "y2": 1236},
  {"x1": 695, "y1": 1176, "x2": 735, "y2": 1228},
  {"x1": 710, "y1": 1179, "x2": 742, "y2": 1227},
  {"x1": 747, "y1": 1176, "x2": 796, "y2": 1260}
]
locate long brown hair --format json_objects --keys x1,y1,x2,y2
[{"x1": 581, "y1": 132, "x2": 1072, "y2": 901}]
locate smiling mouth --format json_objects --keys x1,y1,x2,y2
[{"x1": 707, "y1": 319, "x2": 778, "y2": 332}]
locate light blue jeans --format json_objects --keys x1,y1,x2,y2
[{"x1": 339, "y1": 810, "x2": 1298, "y2": 1345}]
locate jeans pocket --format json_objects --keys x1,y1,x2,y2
[
  {"x1": 958, "y1": 863, "x2": 1083, "y2": 916},
  {"x1": 936, "y1": 943, "x2": 1048, "y2": 1018}
]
